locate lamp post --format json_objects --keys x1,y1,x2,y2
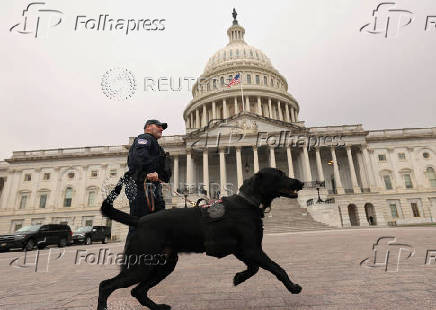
[{"x1": 183, "y1": 185, "x2": 189, "y2": 208}]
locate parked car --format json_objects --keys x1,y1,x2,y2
[
  {"x1": 0, "y1": 224, "x2": 73, "y2": 251},
  {"x1": 72, "y1": 226, "x2": 111, "y2": 245}
]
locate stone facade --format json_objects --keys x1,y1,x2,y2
[{"x1": 1, "y1": 17, "x2": 435, "y2": 240}]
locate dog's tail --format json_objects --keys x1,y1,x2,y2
[{"x1": 100, "y1": 176, "x2": 139, "y2": 227}]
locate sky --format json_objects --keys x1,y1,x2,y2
[{"x1": 1, "y1": 0, "x2": 435, "y2": 160}]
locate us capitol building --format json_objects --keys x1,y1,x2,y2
[{"x1": 1, "y1": 14, "x2": 435, "y2": 241}]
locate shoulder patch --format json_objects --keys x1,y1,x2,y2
[{"x1": 137, "y1": 139, "x2": 148, "y2": 145}]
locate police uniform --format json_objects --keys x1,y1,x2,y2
[{"x1": 126, "y1": 121, "x2": 171, "y2": 234}]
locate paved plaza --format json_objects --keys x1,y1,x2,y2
[{"x1": 1, "y1": 227, "x2": 436, "y2": 310}]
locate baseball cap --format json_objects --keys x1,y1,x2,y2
[{"x1": 144, "y1": 119, "x2": 167, "y2": 130}]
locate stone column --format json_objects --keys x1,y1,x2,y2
[
  {"x1": 285, "y1": 103, "x2": 290, "y2": 122},
  {"x1": 212, "y1": 101, "x2": 216, "y2": 120},
  {"x1": 202, "y1": 149, "x2": 209, "y2": 195},
  {"x1": 268, "y1": 97, "x2": 272, "y2": 118},
  {"x1": 286, "y1": 146, "x2": 294, "y2": 177},
  {"x1": 195, "y1": 109, "x2": 200, "y2": 128},
  {"x1": 257, "y1": 96, "x2": 262, "y2": 116},
  {"x1": 407, "y1": 147, "x2": 420, "y2": 189},
  {"x1": 219, "y1": 148, "x2": 227, "y2": 196},
  {"x1": 234, "y1": 97, "x2": 239, "y2": 114},
  {"x1": 245, "y1": 96, "x2": 250, "y2": 112},
  {"x1": 186, "y1": 150, "x2": 193, "y2": 189},
  {"x1": 387, "y1": 148, "x2": 400, "y2": 189},
  {"x1": 362, "y1": 145, "x2": 377, "y2": 192},
  {"x1": 185, "y1": 119, "x2": 189, "y2": 129},
  {"x1": 173, "y1": 155, "x2": 179, "y2": 192},
  {"x1": 303, "y1": 147, "x2": 312, "y2": 182},
  {"x1": 236, "y1": 147, "x2": 243, "y2": 189},
  {"x1": 330, "y1": 147, "x2": 344, "y2": 194},
  {"x1": 315, "y1": 147, "x2": 325, "y2": 182},
  {"x1": 253, "y1": 146, "x2": 259, "y2": 173},
  {"x1": 278, "y1": 101, "x2": 283, "y2": 120},
  {"x1": 356, "y1": 150, "x2": 369, "y2": 190},
  {"x1": 290, "y1": 107, "x2": 295, "y2": 122},
  {"x1": 346, "y1": 145, "x2": 361, "y2": 193},
  {"x1": 293, "y1": 109, "x2": 298, "y2": 122},
  {"x1": 202, "y1": 104, "x2": 207, "y2": 127},
  {"x1": 223, "y1": 99, "x2": 228, "y2": 119},
  {"x1": 269, "y1": 146, "x2": 276, "y2": 168}
]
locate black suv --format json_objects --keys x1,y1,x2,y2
[
  {"x1": 72, "y1": 226, "x2": 111, "y2": 245},
  {"x1": 0, "y1": 224, "x2": 72, "y2": 251}
]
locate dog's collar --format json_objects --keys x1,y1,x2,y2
[{"x1": 238, "y1": 191, "x2": 262, "y2": 208}]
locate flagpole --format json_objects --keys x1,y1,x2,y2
[{"x1": 240, "y1": 72, "x2": 245, "y2": 112}]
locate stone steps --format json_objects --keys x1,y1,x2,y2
[{"x1": 263, "y1": 197, "x2": 336, "y2": 233}]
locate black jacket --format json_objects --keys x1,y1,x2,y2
[{"x1": 127, "y1": 133, "x2": 171, "y2": 185}]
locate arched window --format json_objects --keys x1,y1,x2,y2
[
  {"x1": 426, "y1": 167, "x2": 436, "y2": 187},
  {"x1": 246, "y1": 74, "x2": 251, "y2": 84},
  {"x1": 220, "y1": 76, "x2": 224, "y2": 87},
  {"x1": 64, "y1": 187, "x2": 73, "y2": 207}
]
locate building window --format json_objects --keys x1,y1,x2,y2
[
  {"x1": 212, "y1": 79, "x2": 217, "y2": 89},
  {"x1": 423, "y1": 152, "x2": 430, "y2": 159},
  {"x1": 91, "y1": 170, "x2": 98, "y2": 177},
  {"x1": 24, "y1": 174, "x2": 31, "y2": 181},
  {"x1": 88, "y1": 191, "x2": 96, "y2": 207},
  {"x1": 426, "y1": 167, "x2": 436, "y2": 187},
  {"x1": 68, "y1": 172, "x2": 75, "y2": 179},
  {"x1": 246, "y1": 74, "x2": 251, "y2": 84},
  {"x1": 389, "y1": 203, "x2": 398, "y2": 218},
  {"x1": 228, "y1": 75, "x2": 232, "y2": 84},
  {"x1": 39, "y1": 194, "x2": 47, "y2": 208},
  {"x1": 110, "y1": 169, "x2": 117, "y2": 177},
  {"x1": 64, "y1": 187, "x2": 73, "y2": 207},
  {"x1": 404, "y1": 174, "x2": 413, "y2": 189},
  {"x1": 411, "y1": 203, "x2": 420, "y2": 217},
  {"x1": 383, "y1": 175, "x2": 393, "y2": 190},
  {"x1": 378, "y1": 154, "x2": 387, "y2": 161},
  {"x1": 263, "y1": 76, "x2": 268, "y2": 86},
  {"x1": 19, "y1": 194, "x2": 28, "y2": 209},
  {"x1": 220, "y1": 76, "x2": 224, "y2": 87},
  {"x1": 229, "y1": 49, "x2": 232, "y2": 57},
  {"x1": 250, "y1": 50, "x2": 253, "y2": 57},
  {"x1": 398, "y1": 153, "x2": 406, "y2": 160},
  {"x1": 85, "y1": 219, "x2": 93, "y2": 226},
  {"x1": 255, "y1": 75, "x2": 260, "y2": 85},
  {"x1": 43, "y1": 173, "x2": 50, "y2": 180},
  {"x1": 14, "y1": 223, "x2": 23, "y2": 232}
]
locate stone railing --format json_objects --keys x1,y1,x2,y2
[{"x1": 9, "y1": 145, "x2": 128, "y2": 161}]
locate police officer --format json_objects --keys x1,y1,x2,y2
[{"x1": 126, "y1": 119, "x2": 172, "y2": 234}]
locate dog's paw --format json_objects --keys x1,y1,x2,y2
[
  {"x1": 156, "y1": 304, "x2": 171, "y2": 310},
  {"x1": 233, "y1": 272, "x2": 245, "y2": 286},
  {"x1": 290, "y1": 284, "x2": 302, "y2": 294}
]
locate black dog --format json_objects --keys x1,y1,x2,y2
[{"x1": 98, "y1": 167, "x2": 304, "y2": 310}]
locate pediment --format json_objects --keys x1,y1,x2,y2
[{"x1": 186, "y1": 112, "x2": 307, "y2": 140}]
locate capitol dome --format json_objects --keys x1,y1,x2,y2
[
  {"x1": 203, "y1": 23, "x2": 275, "y2": 75},
  {"x1": 183, "y1": 10, "x2": 300, "y2": 131}
]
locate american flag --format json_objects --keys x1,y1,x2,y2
[{"x1": 226, "y1": 73, "x2": 241, "y2": 88}]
